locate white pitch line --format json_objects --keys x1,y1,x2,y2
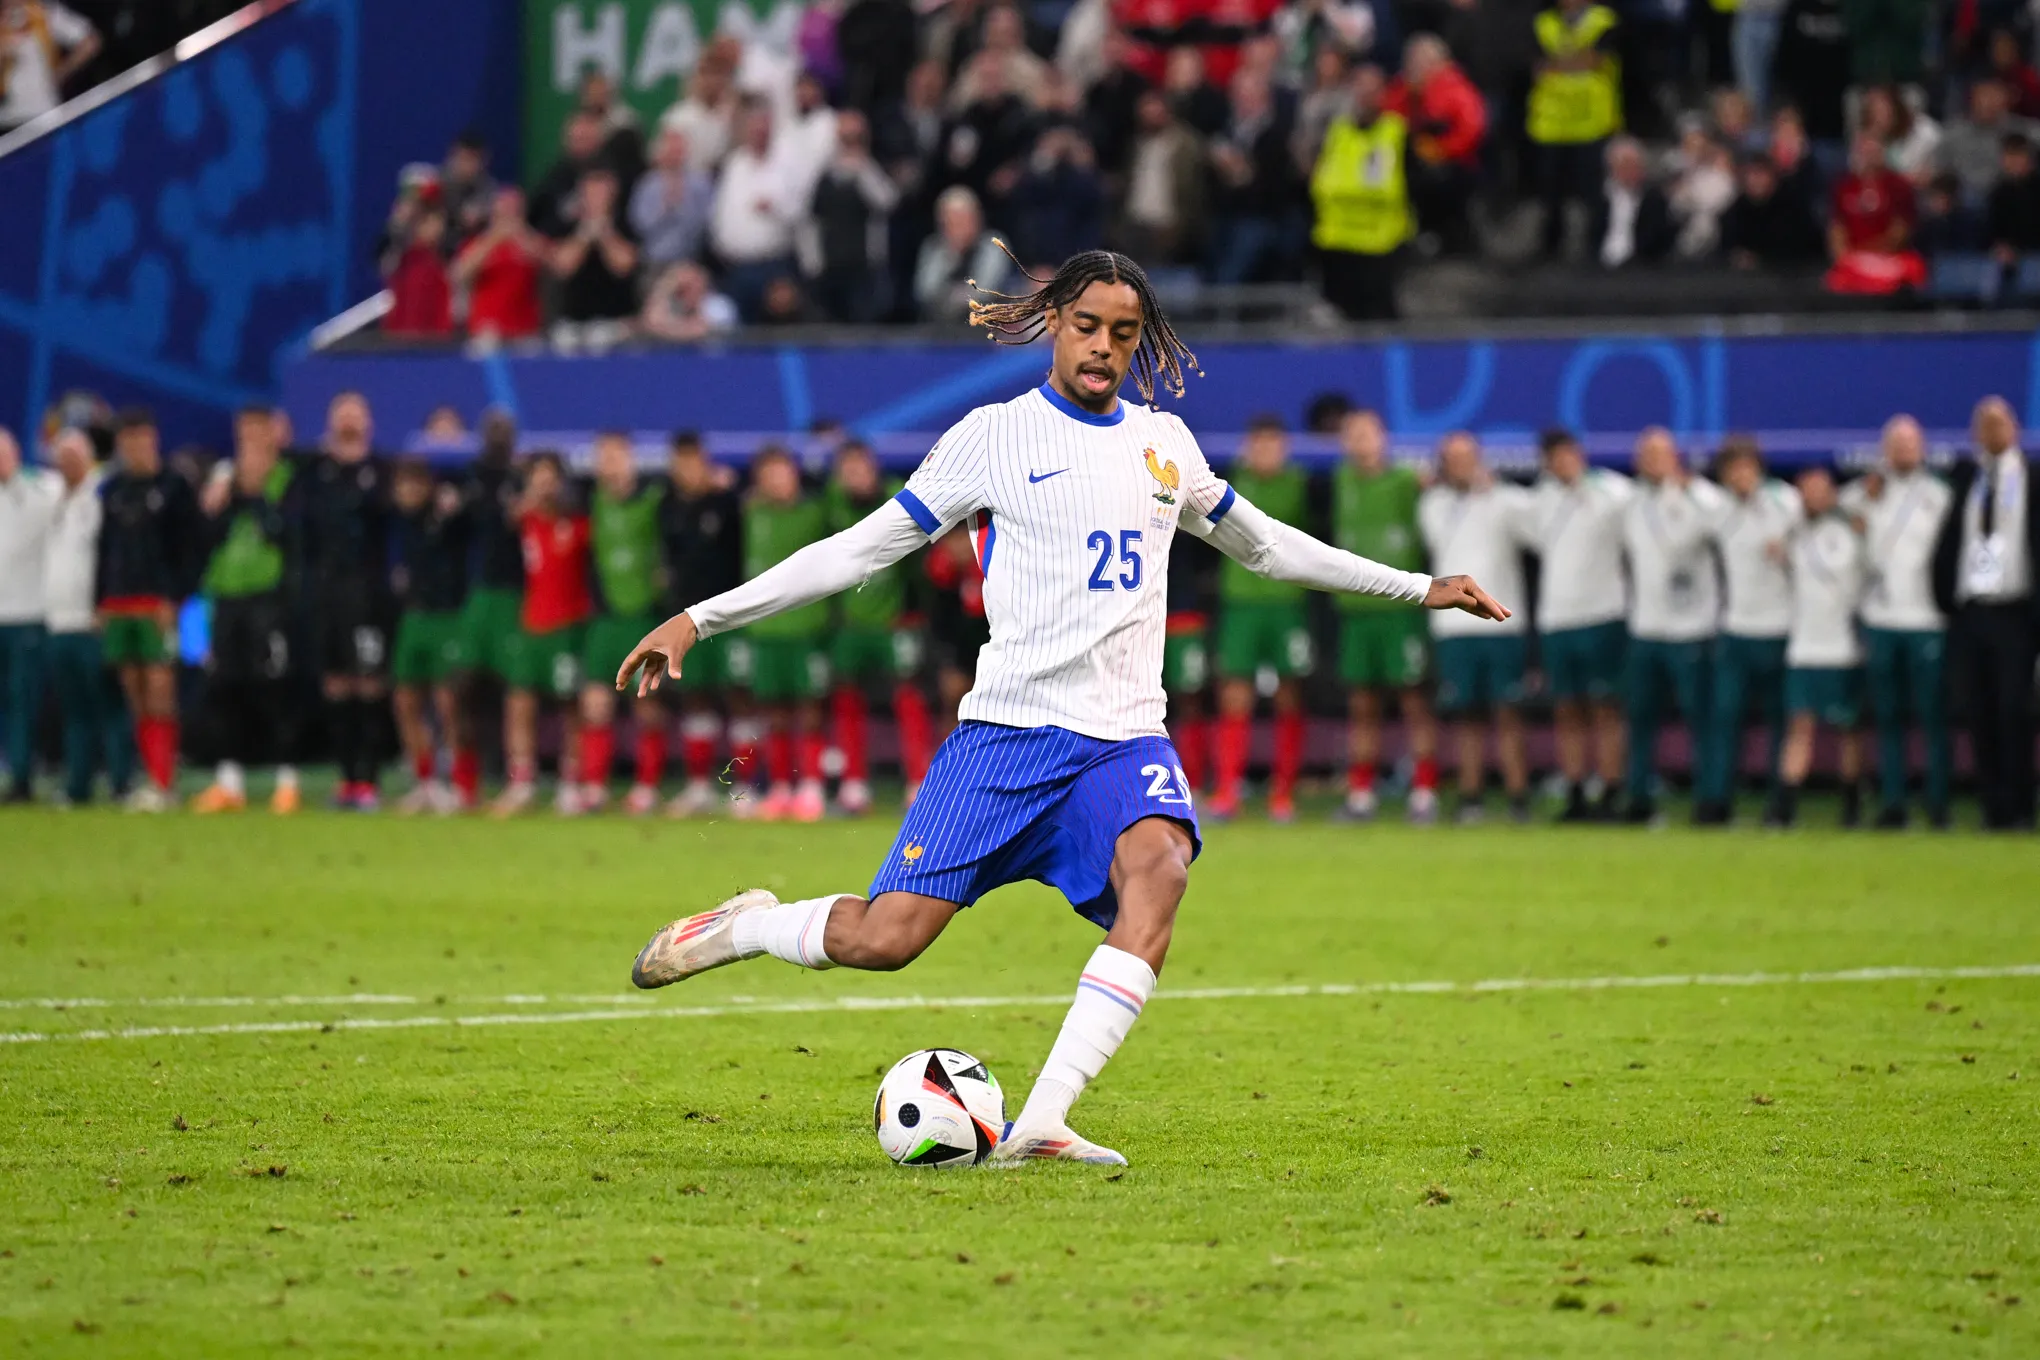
[{"x1": 1, "y1": 963, "x2": 2036, "y2": 1046}]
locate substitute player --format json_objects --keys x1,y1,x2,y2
[
  {"x1": 490, "y1": 453, "x2": 592, "y2": 816},
  {"x1": 656, "y1": 432, "x2": 743, "y2": 817},
  {"x1": 449, "y1": 412, "x2": 526, "y2": 808},
  {"x1": 824, "y1": 439, "x2": 935, "y2": 815},
  {"x1": 729, "y1": 446, "x2": 831, "y2": 822},
  {"x1": 617, "y1": 251, "x2": 1507, "y2": 1165},
  {"x1": 573, "y1": 433, "x2": 670, "y2": 814},
  {"x1": 1330, "y1": 409, "x2": 1438, "y2": 822},
  {"x1": 388, "y1": 459, "x2": 471, "y2": 814}
]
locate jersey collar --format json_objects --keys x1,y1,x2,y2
[{"x1": 1037, "y1": 381, "x2": 1126, "y2": 427}]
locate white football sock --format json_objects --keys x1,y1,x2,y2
[
  {"x1": 730, "y1": 895, "x2": 840, "y2": 970},
  {"x1": 1015, "y1": 944, "x2": 1157, "y2": 1129},
  {"x1": 216, "y1": 761, "x2": 245, "y2": 797}
]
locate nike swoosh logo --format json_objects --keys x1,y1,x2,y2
[{"x1": 1027, "y1": 469, "x2": 1069, "y2": 484}]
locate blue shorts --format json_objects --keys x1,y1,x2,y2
[{"x1": 868, "y1": 721, "x2": 1203, "y2": 930}]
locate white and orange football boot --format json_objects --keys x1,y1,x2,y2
[
  {"x1": 629, "y1": 888, "x2": 779, "y2": 989},
  {"x1": 987, "y1": 1120, "x2": 1128, "y2": 1167}
]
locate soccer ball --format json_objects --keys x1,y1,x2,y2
[{"x1": 872, "y1": 1048, "x2": 1005, "y2": 1168}]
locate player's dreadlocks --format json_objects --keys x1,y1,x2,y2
[{"x1": 968, "y1": 246, "x2": 1202, "y2": 404}]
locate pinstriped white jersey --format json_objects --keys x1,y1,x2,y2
[{"x1": 894, "y1": 384, "x2": 1234, "y2": 741}]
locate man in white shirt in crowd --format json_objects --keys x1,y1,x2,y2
[
  {"x1": 1931, "y1": 396, "x2": 2038, "y2": 831},
  {"x1": 1419, "y1": 431, "x2": 1534, "y2": 822},
  {"x1": 0, "y1": 425, "x2": 57, "y2": 800},
  {"x1": 1619, "y1": 427, "x2": 1725, "y2": 824},
  {"x1": 0, "y1": 0, "x2": 99, "y2": 133},
  {"x1": 708, "y1": 96, "x2": 802, "y2": 322},
  {"x1": 1842, "y1": 414, "x2": 1953, "y2": 829},
  {"x1": 1769, "y1": 465, "x2": 1870, "y2": 828},
  {"x1": 1522, "y1": 428, "x2": 1632, "y2": 820},
  {"x1": 41, "y1": 427, "x2": 126, "y2": 804},
  {"x1": 1695, "y1": 435, "x2": 1802, "y2": 824}
]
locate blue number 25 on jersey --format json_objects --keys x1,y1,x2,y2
[{"x1": 1086, "y1": 529, "x2": 1143, "y2": 591}]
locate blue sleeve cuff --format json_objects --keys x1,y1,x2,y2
[
  {"x1": 894, "y1": 488, "x2": 941, "y2": 535},
  {"x1": 1207, "y1": 484, "x2": 1237, "y2": 525}
]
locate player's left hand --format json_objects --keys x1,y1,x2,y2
[
  {"x1": 1423, "y1": 574, "x2": 1511, "y2": 622},
  {"x1": 616, "y1": 611, "x2": 700, "y2": 696}
]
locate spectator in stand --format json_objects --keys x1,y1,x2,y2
[
  {"x1": 662, "y1": 38, "x2": 739, "y2": 172},
  {"x1": 1007, "y1": 124, "x2": 1107, "y2": 271},
  {"x1": 1163, "y1": 45, "x2": 1229, "y2": 137},
  {"x1": 806, "y1": 108, "x2": 897, "y2": 323},
  {"x1": 943, "y1": 46, "x2": 1038, "y2": 199},
  {"x1": 1710, "y1": 87, "x2": 1763, "y2": 152},
  {"x1": 0, "y1": 0, "x2": 99, "y2": 131},
  {"x1": 1986, "y1": 133, "x2": 2040, "y2": 287},
  {"x1": 1312, "y1": 63, "x2": 1412, "y2": 318},
  {"x1": 546, "y1": 168, "x2": 642, "y2": 354},
  {"x1": 1767, "y1": 105, "x2": 1825, "y2": 212},
  {"x1": 1856, "y1": 83, "x2": 1940, "y2": 182},
  {"x1": 529, "y1": 111, "x2": 611, "y2": 238},
  {"x1": 1528, "y1": 0, "x2": 1623, "y2": 260},
  {"x1": 1385, "y1": 34, "x2": 1486, "y2": 257},
  {"x1": 441, "y1": 130, "x2": 497, "y2": 246},
  {"x1": 757, "y1": 273, "x2": 821, "y2": 326},
  {"x1": 1774, "y1": 0, "x2": 1849, "y2": 145},
  {"x1": 877, "y1": 59, "x2": 948, "y2": 317},
  {"x1": 1733, "y1": 0, "x2": 1788, "y2": 116},
  {"x1": 1085, "y1": 27, "x2": 1153, "y2": 177},
  {"x1": 1842, "y1": 0, "x2": 1928, "y2": 88},
  {"x1": 0, "y1": 424, "x2": 56, "y2": 800},
  {"x1": 782, "y1": 70, "x2": 840, "y2": 206},
  {"x1": 575, "y1": 66, "x2": 646, "y2": 191},
  {"x1": 1588, "y1": 135, "x2": 1673, "y2": 268},
  {"x1": 1988, "y1": 28, "x2": 2040, "y2": 119},
  {"x1": 629, "y1": 127, "x2": 712, "y2": 273},
  {"x1": 641, "y1": 260, "x2": 740, "y2": 341},
  {"x1": 1056, "y1": 0, "x2": 1112, "y2": 92},
  {"x1": 1721, "y1": 153, "x2": 1827, "y2": 266},
  {"x1": 710, "y1": 96, "x2": 804, "y2": 322},
  {"x1": 1915, "y1": 171, "x2": 1986, "y2": 254},
  {"x1": 914, "y1": 185, "x2": 1009, "y2": 321},
  {"x1": 1208, "y1": 67, "x2": 1302, "y2": 281},
  {"x1": 1827, "y1": 129, "x2": 1923, "y2": 293},
  {"x1": 1272, "y1": 0, "x2": 1383, "y2": 80},
  {"x1": 453, "y1": 187, "x2": 545, "y2": 350},
  {"x1": 1293, "y1": 43, "x2": 1351, "y2": 173},
  {"x1": 1668, "y1": 128, "x2": 1738, "y2": 259},
  {"x1": 1941, "y1": 78, "x2": 2040, "y2": 203},
  {"x1": 839, "y1": 0, "x2": 918, "y2": 113},
  {"x1": 949, "y1": 2, "x2": 1051, "y2": 111},
  {"x1": 1118, "y1": 88, "x2": 1207, "y2": 265},
  {"x1": 380, "y1": 200, "x2": 453, "y2": 338}
]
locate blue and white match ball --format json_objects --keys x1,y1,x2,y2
[{"x1": 872, "y1": 1048, "x2": 1005, "y2": 1168}]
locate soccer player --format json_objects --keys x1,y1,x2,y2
[
  {"x1": 1842, "y1": 415, "x2": 1952, "y2": 828},
  {"x1": 1694, "y1": 436, "x2": 1800, "y2": 825},
  {"x1": 97, "y1": 408, "x2": 200, "y2": 810},
  {"x1": 578, "y1": 432, "x2": 670, "y2": 815},
  {"x1": 1769, "y1": 465, "x2": 1869, "y2": 828},
  {"x1": 450, "y1": 411, "x2": 526, "y2": 809},
  {"x1": 925, "y1": 525, "x2": 988, "y2": 737},
  {"x1": 617, "y1": 252, "x2": 1507, "y2": 1164},
  {"x1": 1330, "y1": 409, "x2": 1438, "y2": 822},
  {"x1": 1521, "y1": 428, "x2": 1633, "y2": 821},
  {"x1": 1418, "y1": 431, "x2": 1532, "y2": 823},
  {"x1": 388, "y1": 459, "x2": 471, "y2": 814},
  {"x1": 1619, "y1": 428, "x2": 1724, "y2": 824},
  {"x1": 1209, "y1": 415, "x2": 1312, "y2": 821},
  {"x1": 1161, "y1": 514, "x2": 1218, "y2": 798},
  {"x1": 42, "y1": 428, "x2": 129, "y2": 805},
  {"x1": 191, "y1": 407, "x2": 302, "y2": 814},
  {"x1": 824, "y1": 439, "x2": 935, "y2": 814},
  {"x1": 655, "y1": 431, "x2": 743, "y2": 817},
  {"x1": 301, "y1": 392, "x2": 394, "y2": 810},
  {"x1": 491, "y1": 452, "x2": 592, "y2": 816},
  {"x1": 729, "y1": 446, "x2": 832, "y2": 822}
]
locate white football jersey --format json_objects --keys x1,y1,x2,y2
[{"x1": 895, "y1": 383, "x2": 1233, "y2": 741}]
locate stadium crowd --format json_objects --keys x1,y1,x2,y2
[
  {"x1": 363, "y1": 0, "x2": 2040, "y2": 337},
  {"x1": 0, "y1": 389, "x2": 2035, "y2": 831}
]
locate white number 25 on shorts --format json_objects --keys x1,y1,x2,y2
[{"x1": 1141, "y1": 762, "x2": 1194, "y2": 807}]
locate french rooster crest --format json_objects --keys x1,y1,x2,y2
[{"x1": 1145, "y1": 448, "x2": 1179, "y2": 504}]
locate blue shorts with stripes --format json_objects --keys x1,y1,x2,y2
[{"x1": 868, "y1": 721, "x2": 1203, "y2": 929}]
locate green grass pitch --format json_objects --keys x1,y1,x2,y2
[{"x1": 2, "y1": 810, "x2": 2036, "y2": 1356}]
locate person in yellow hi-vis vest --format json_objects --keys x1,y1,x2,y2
[
  {"x1": 1310, "y1": 65, "x2": 1414, "y2": 321},
  {"x1": 1529, "y1": 0, "x2": 1621, "y2": 259}
]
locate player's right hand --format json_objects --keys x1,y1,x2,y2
[{"x1": 616, "y1": 611, "x2": 699, "y2": 697}]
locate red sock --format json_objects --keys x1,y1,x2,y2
[
  {"x1": 1213, "y1": 713, "x2": 1250, "y2": 801},
  {"x1": 452, "y1": 748, "x2": 480, "y2": 803},
  {"x1": 1272, "y1": 711, "x2": 1304, "y2": 802},
  {"x1": 766, "y1": 730, "x2": 794, "y2": 785},
  {"x1": 799, "y1": 732, "x2": 827, "y2": 781},
  {"x1": 1174, "y1": 716, "x2": 1208, "y2": 793},
  {"x1": 1414, "y1": 756, "x2": 1439, "y2": 791},
  {"x1": 892, "y1": 684, "x2": 933, "y2": 783},
  {"x1": 580, "y1": 724, "x2": 614, "y2": 788},
  {"x1": 509, "y1": 757, "x2": 536, "y2": 785},
  {"x1": 682, "y1": 717, "x2": 718, "y2": 781},
  {"x1": 1348, "y1": 760, "x2": 1375, "y2": 794},
  {"x1": 412, "y1": 749, "x2": 435, "y2": 782},
  {"x1": 634, "y1": 726, "x2": 666, "y2": 787},
  {"x1": 140, "y1": 716, "x2": 177, "y2": 791},
  {"x1": 832, "y1": 688, "x2": 869, "y2": 780}
]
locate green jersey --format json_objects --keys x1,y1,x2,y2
[
  {"x1": 825, "y1": 478, "x2": 908, "y2": 628},
  {"x1": 743, "y1": 497, "x2": 830, "y2": 637},
  {"x1": 592, "y1": 482, "x2": 666, "y2": 617},
  {"x1": 1331, "y1": 463, "x2": 1424, "y2": 614},
  {"x1": 202, "y1": 463, "x2": 294, "y2": 600},
  {"x1": 1220, "y1": 467, "x2": 1309, "y2": 603}
]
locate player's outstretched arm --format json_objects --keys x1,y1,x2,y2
[{"x1": 616, "y1": 499, "x2": 930, "y2": 695}]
